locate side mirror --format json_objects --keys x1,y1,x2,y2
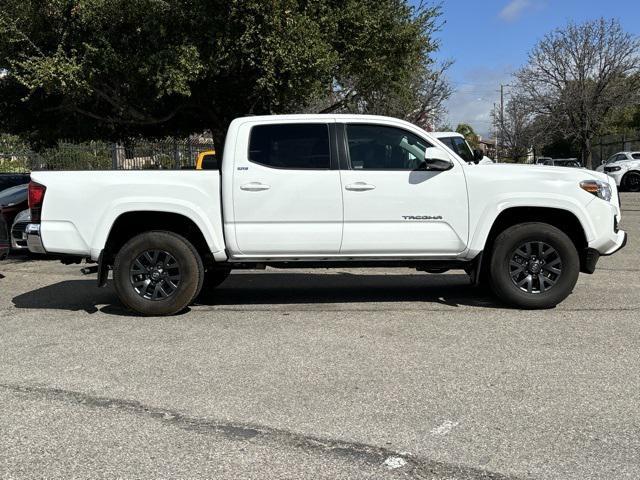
[
  {"x1": 473, "y1": 149, "x2": 484, "y2": 164},
  {"x1": 420, "y1": 147, "x2": 454, "y2": 171}
]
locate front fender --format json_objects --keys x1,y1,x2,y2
[{"x1": 467, "y1": 192, "x2": 596, "y2": 256}]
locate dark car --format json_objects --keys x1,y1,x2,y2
[
  {"x1": 0, "y1": 173, "x2": 30, "y2": 193},
  {"x1": 0, "y1": 214, "x2": 9, "y2": 260},
  {"x1": 0, "y1": 183, "x2": 28, "y2": 229}
]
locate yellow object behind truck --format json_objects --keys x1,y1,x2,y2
[{"x1": 195, "y1": 150, "x2": 218, "y2": 170}]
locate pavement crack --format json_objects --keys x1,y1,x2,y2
[{"x1": 0, "y1": 382, "x2": 523, "y2": 480}]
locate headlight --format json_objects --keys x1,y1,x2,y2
[
  {"x1": 580, "y1": 180, "x2": 612, "y2": 201},
  {"x1": 607, "y1": 166, "x2": 621, "y2": 172}
]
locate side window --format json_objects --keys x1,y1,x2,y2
[
  {"x1": 249, "y1": 124, "x2": 330, "y2": 169},
  {"x1": 616, "y1": 154, "x2": 627, "y2": 161},
  {"x1": 632, "y1": 153, "x2": 640, "y2": 160},
  {"x1": 345, "y1": 125, "x2": 431, "y2": 170},
  {"x1": 450, "y1": 137, "x2": 474, "y2": 163},
  {"x1": 439, "y1": 137, "x2": 455, "y2": 151}
]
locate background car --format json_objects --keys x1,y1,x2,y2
[
  {"x1": 0, "y1": 183, "x2": 28, "y2": 229},
  {"x1": 535, "y1": 156, "x2": 553, "y2": 164},
  {"x1": 600, "y1": 152, "x2": 640, "y2": 192},
  {"x1": 431, "y1": 132, "x2": 493, "y2": 164},
  {"x1": 596, "y1": 151, "x2": 640, "y2": 173},
  {"x1": 538, "y1": 158, "x2": 582, "y2": 168},
  {"x1": 10, "y1": 209, "x2": 30, "y2": 250},
  {"x1": 0, "y1": 214, "x2": 9, "y2": 260},
  {"x1": 596, "y1": 152, "x2": 640, "y2": 172},
  {"x1": 0, "y1": 173, "x2": 30, "y2": 193}
]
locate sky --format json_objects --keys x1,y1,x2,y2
[{"x1": 420, "y1": 0, "x2": 640, "y2": 137}]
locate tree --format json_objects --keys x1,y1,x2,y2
[
  {"x1": 491, "y1": 93, "x2": 543, "y2": 162},
  {"x1": 515, "y1": 18, "x2": 640, "y2": 169},
  {"x1": 455, "y1": 123, "x2": 479, "y2": 149},
  {"x1": 0, "y1": 0, "x2": 448, "y2": 149}
]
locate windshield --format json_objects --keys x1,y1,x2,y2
[
  {"x1": 0, "y1": 184, "x2": 27, "y2": 206},
  {"x1": 555, "y1": 160, "x2": 581, "y2": 168},
  {"x1": 440, "y1": 136, "x2": 474, "y2": 162}
]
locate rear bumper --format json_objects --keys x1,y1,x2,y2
[
  {"x1": 11, "y1": 222, "x2": 29, "y2": 250},
  {"x1": 25, "y1": 223, "x2": 47, "y2": 254}
]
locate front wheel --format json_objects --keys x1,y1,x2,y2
[
  {"x1": 113, "y1": 231, "x2": 204, "y2": 316},
  {"x1": 488, "y1": 223, "x2": 579, "y2": 309}
]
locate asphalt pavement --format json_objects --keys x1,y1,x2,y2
[{"x1": 1, "y1": 194, "x2": 639, "y2": 479}]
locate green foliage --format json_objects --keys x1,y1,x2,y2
[
  {"x1": 38, "y1": 142, "x2": 112, "y2": 170},
  {"x1": 601, "y1": 103, "x2": 640, "y2": 135},
  {"x1": 455, "y1": 123, "x2": 479, "y2": 149},
  {"x1": 0, "y1": 0, "x2": 444, "y2": 147},
  {"x1": 0, "y1": 133, "x2": 28, "y2": 152}
]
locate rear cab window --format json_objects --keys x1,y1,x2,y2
[{"x1": 248, "y1": 124, "x2": 330, "y2": 169}]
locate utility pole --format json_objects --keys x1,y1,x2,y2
[
  {"x1": 493, "y1": 102, "x2": 498, "y2": 160},
  {"x1": 498, "y1": 84, "x2": 510, "y2": 161}
]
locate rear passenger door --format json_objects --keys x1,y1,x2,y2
[{"x1": 231, "y1": 121, "x2": 343, "y2": 256}]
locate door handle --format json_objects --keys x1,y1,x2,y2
[
  {"x1": 345, "y1": 182, "x2": 376, "y2": 191},
  {"x1": 240, "y1": 182, "x2": 271, "y2": 192}
]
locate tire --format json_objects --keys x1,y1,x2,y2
[
  {"x1": 623, "y1": 172, "x2": 640, "y2": 192},
  {"x1": 113, "y1": 231, "x2": 204, "y2": 316},
  {"x1": 488, "y1": 222, "x2": 579, "y2": 309},
  {"x1": 195, "y1": 268, "x2": 231, "y2": 301}
]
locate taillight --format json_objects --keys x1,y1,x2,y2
[{"x1": 28, "y1": 181, "x2": 46, "y2": 223}]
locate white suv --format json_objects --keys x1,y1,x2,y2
[{"x1": 597, "y1": 152, "x2": 640, "y2": 192}]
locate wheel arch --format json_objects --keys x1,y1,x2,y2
[
  {"x1": 480, "y1": 206, "x2": 590, "y2": 273},
  {"x1": 102, "y1": 211, "x2": 213, "y2": 267}
]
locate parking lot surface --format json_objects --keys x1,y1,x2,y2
[{"x1": 1, "y1": 194, "x2": 639, "y2": 479}]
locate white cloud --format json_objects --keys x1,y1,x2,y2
[{"x1": 499, "y1": 0, "x2": 533, "y2": 22}]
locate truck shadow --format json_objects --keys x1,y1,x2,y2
[{"x1": 12, "y1": 272, "x2": 504, "y2": 316}]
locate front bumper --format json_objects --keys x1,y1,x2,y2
[
  {"x1": 602, "y1": 230, "x2": 627, "y2": 256},
  {"x1": 25, "y1": 223, "x2": 46, "y2": 254},
  {"x1": 582, "y1": 231, "x2": 627, "y2": 274},
  {"x1": 606, "y1": 170, "x2": 625, "y2": 186},
  {"x1": 591, "y1": 228, "x2": 627, "y2": 256}
]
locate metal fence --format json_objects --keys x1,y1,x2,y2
[
  {"x1": 593, "y1": 132, "x2": 640, "y2": 167},
  {"x1": 0, "y1": 138, "x2": 215, "y2": 173}
]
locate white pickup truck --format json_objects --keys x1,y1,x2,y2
[{"x1": 24, "y1": 115, "x2": 626, "y2": 315}]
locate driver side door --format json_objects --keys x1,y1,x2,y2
[{"x1": 338, "y1": 123, "x2": 468, "y2": 256}]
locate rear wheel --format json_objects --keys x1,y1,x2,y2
[
  {"x1": 623, "y1": 172, "x2": 640, "y2": 192},
  {"x1": 113, "y1": 231, "x2": 204, "y2": 316},
  {"x1": 488, "y1": 223, "x2": 579, "y2": 309}
]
